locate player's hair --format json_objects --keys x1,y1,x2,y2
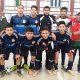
[
  {"x1": 26, "y1": 27, "x2": 34, "y2": 32},
  {"x1": 60, "y1": 7, "x2": 68, "y2": 11},
  {"x1": 44, "y1": 6, "x2": 50, "y2": 10},
  {"x1": 57, "y1": 21, "x2": 66, "y2": 26},
  {"x1": 5, "y1": 24, "x2": 13, "y2": 29},
  {"x1": 31, "y1": 5, "x2": 38, "y2": 10},
  {"x1": 41, "y1": 26, "x2": 50, "y2": 32},
  {"x1": 17, "y1": 4, "x2": 24, "y2": 9}
]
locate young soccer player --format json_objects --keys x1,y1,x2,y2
[
  {"x1": 20, "y1": 27, "x2": 37, "y2": 75},
  {"x1": 0, "y1": 24, "x2": 21, "y2": 76},
  {"x1": 54, "y1": 21, "x2": 73, "y2": 74},
  {"x1": 34, "y1": 27, "x2": 54, "y2": 76}
]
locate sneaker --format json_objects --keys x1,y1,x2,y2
[
  {"x1": 10, "y1": 65, "x2": 17, "y2": 71},
  {"x1": 33, "y1": 70, "x2": 39, "y2": 77},
  {"x1": 28, "y1": 69, "x2": 33, "y2": 75},
  {"x1": 47, "y1": 70, "x2": 54, "y2": 76},
  {"x1": 67, "y1": 70, "x2": 75, "y2": 76},
  {"x1": 0, "y1": 70, "x2": 6, "y2": 78},
  {"x1": 53, "y1": 70, "x2": 58, "y2": 75},
  {"x1": 23, "y1": 64, "x2": 29, "y2": 71}
]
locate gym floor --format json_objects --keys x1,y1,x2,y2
[{"x1": 0, "y1": 51, "x2": 80, "y2": 80}]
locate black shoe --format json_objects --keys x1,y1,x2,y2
[{"x1": 0, "y1": 70, "x2": 6, "y2": 78}]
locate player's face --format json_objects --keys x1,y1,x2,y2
[
  {"x1": 25, "y1": 32, "x2": 34, "y2": 40},
  {"x1": 17, "y1": 5, "x2": 24, "y2": 14},
  {"x1": 41, "y1": 30, "x2": 50, "y2": 39},
  {"x1": 58, "y1": 24, "x2": 66, "y2": 34},
  {"x1": 44, "y1": 8, "x2": 50, "y2": 15},
  {"x1": 31, "y1": 8, "x2": 37, "y2": 16},
  {"x1": 60, "y1": 10, "x2": 67, "y2": 17},
  {"x1": 5, "y1": 27, "x2": 13, "y2": 36}
]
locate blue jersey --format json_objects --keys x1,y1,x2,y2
[
  {"x1": 55, "y1": 32, "x2": 71, "y2": 46},
  {"x1": 10, "y1": 15, "x2": 29, "y2": 36},
  {"x1": 28, "y1": 16, "x2": 40, "y2": 35},
  {"x1": 20, "y1": 36, "x2": 38, "y2": 48},
  {"x1": 1, "y1": 32, "x2": 20, "y2": 50}
]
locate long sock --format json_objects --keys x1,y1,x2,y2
[
  {"x1": 0, "y1": 65, "x2": 4, "y2": 71},
  {"x1": 67, "y1": 61, "x2": 73, "y2": 70},
  {"x1": 29, "y1": 61, "x2": 35, "y2": 69},
  {"x1": 54, "y1": 63, "x2": 58, "y2": 70}
]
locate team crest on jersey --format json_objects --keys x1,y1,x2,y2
[
  {"x1": 23, "y1": 20, "x2": 26, "y2": 23},
  {"x1": 32, "y1": 41, "x2": 35, "y2": 44},
  {"x1": 12, "y1": 39, "x2": 15, "y2": 42},
  {"x1": 35, "y1": 20, "x2": 38, "y2": 24},
  {"x1": 63, "y1": 39, "x2": 67, "y2": 41}
]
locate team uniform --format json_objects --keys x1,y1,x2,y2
[
  {"x1": 71, "y1": 22, "x2": 80, "y2": 71},
  {"x1": 54, "y1": 32, "x2": 73, "y2": 70},
  {"x1": 10, "y1": 15, "x2": 29, "y2": 36},
  {"x1": 39, "y1": 14, "x2": 55, "y2": 32},
  {"x1": 56, "y1": 17, "x2": 72, "y2": 67},
  {"x1": 35, "y1": 36, "x2": 54, "y2": 70},
  {"x1": 1, "y1": 32, "x2": 20, "y2": 63},
  {"x1": 28, "y1": 16, "x2": 40, "y2": 35},
  {"x1": 20, "y1": 36, "x2": 37, "y2": 69}
]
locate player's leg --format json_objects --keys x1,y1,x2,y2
[
  {"x1": 46, "y1": 47, "x2": 54, "y2": 75},
  {"x1": 78, "y1": 48, "x2": 80, "y2": 72}
]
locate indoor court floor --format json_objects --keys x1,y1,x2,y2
[{"x1": 0, "y1": 51, "x2": 80, "y2": 80}]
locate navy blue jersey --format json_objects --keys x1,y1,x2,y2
[
  {"x1": 20, "y1": 36, "x2": 38, "y2": 48},
  {"x1": 37, "y1": 36, "x2": 53, "y2": 49},
  {"x1": 55, "y1": 32, "x2": 71, "y2": 46},
  {"x1": 1, "y1": 32, "x2": 20, "y2": 50},
  {"x1": 10, "y1": 15, "x2": 29, "y2": 36},
  {"x1": 28, "y1": 16, "x2": 40, "y2": 35}
]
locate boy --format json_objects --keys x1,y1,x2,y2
[
  {"x1": 54, "y1": 21, "x2": 73, "y2": 74},
  {"x1": 70, "y1": 12, "x2": 80, "y2": 72},
  {"x1": 28, "y1": 5, "x2": 40, "y2": 35},
  {"x1": 20, "y1": 27, "x2": 37, "y2": 75},
  {"x1": 0, "y1": 24, "x2": 21, "y2": 76},
  {"x1": 40, "y1": 6, "x2": 55, "y2": 32},
  {"x1": 34, "y1": 27, "x2": 54, "y2": 76}
]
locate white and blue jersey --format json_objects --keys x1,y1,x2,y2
[{"x1": 10, "y1": 15, "x2": 29, "y2": 36}]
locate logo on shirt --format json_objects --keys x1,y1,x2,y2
[
  {"x1": 23, "y1": 20, "x2": 26, "y2": 23},
  {"x1": 12, "y1": 39, "x2": 15, "y2": 42},
  {"x1": 35, "y1": 20, "x2": 38, "y2": 24}
]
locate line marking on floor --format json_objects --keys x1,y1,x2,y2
[{"x1": 57, "y1": 72, "x2": 64, "y2": 80}]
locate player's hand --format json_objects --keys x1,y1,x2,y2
[
  {"x1": 52, "y1": 33, "x2": 56, "y2": 40},
  {"x1": 32, "y1": 41, "x2": 35, "y2": 44},
  {"x1": 42, "y1": 42, "x2": 47, "y2": 46}
]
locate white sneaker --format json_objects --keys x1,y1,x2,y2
[
  {"x1": 47, "y1": 70, "x2": 54, "y2": 76},
  {"x1": 33, "y1": 70, "x2": 39, "y2": 77}
]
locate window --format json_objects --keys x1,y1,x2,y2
[{"x1": 50, "y1": 0, "x2": 60, "y2": 7}]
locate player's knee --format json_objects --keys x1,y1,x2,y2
[
  {"x1": 0, "y1": 54, "x2": 4, "y2": 60},
  {"x1": 31, "y1": 56, "x2": 36, "y2": 62}
]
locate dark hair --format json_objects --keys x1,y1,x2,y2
[
  {"x1": 26, "y1": 27, "x2": 34, "y2": 32},
  {"x1": 17, "y1": 4, "x2": 24, "y2": 9},
  {"x1": 57, "y1": 21, "x2": 66, "y2": 26},
  {"x1": 5, "y1": 24, "x2": 13, "y2": 29},
  {"x1": 41, "y1": 27, "x2": 50, "y2": 32},
  {"x1": 60, "y1": 7, "x2": 68, "y2": 11},
  {"x1": 44, "y1": 6, "x2": 50, "y2": 10},
  {"x1": 77, "y1": 12, "x2": 80, "y2": 16},
  {"x1": 31, "y1": 5, "x2": 38, "y2": 10}
]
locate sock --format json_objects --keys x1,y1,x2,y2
[
  {"x1": 67, "y1": 61, "x2": 73, "y2": 70},
  {"x1": 54, "y1": 63, "x2": 58, "y2": 70},
  {"x1": 29, "y1": 61, "x2": 35, "y2": 69}
]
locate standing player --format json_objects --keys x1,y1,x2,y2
[
  {"x1": 10, "y1": 5, "x2": 29, "y2": 37},
  {"x1": 70, "y1": 12, "x2": 80, "y2": 72},
  {"x1": 0, "y1": 24, "x2": 21, "y2": 76},
  {"x1": 28, "y1": 5, "x2": 40, "y2": 35},
  {"x1": 56, "y1": 7, "x2": 72, "y2": 69},
  {"x1": 40, "y1": 6, "x2": 56, "y2": 32},
  {"x1": 54, "y1": 21, "x2": 73, "y2": 74},
  {"x1": 20, "y1": 27, "x2": 37, "y2": 75}
]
